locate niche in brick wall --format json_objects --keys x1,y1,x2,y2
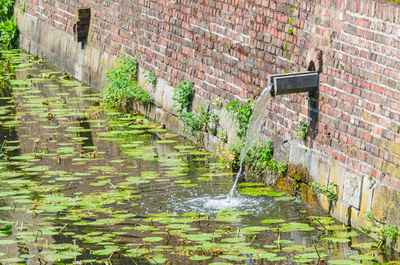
[{"x1": 73, "y1": 8, "x2": 91, "y2": 47}]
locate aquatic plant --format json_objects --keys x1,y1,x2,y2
[
  {"x1": 225, "y1": 99, "x2": 254, "y2": 139},
  {"x1": 103, "y1": 54, "x2": 152, "y2": 108}
]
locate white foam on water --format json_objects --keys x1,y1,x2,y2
[{"x1": 182, "y1": 194, "x2": 261, "y2": 213}]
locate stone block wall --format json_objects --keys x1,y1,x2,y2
[{"x1": 15, "y1": 0, "x2": 400, "y2": 246}]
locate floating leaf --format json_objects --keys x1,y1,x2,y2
[{"x1": 142, "y1": 237, "x2": 163, "y2": 242}]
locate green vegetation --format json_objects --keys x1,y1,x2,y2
[
  {"x1": 309, "y1": 182, "x2": 338, "y2": 201},
  {"x1": 0, "y1": 0, "x2": 15, "y2": 20},
  {"x1": 0, "y1": 0, "x2": 18, "y2": 49},
  {"x1": 172, "y1": 80, "x2": 220, "y2": 140},
  {"x1": 103, "y1": 54, "x2": 152, "y2": 108},
  {"x1": 172, "y1": 79, "x2": 194, "y2": 113},
  {"x1": 177, "y1": 103, "x2": 219, "y2": 138},
  {"x1": 380, "y1": 225, "x2": 400, "y2": 247},
  {"x1": 297, "y1": 121, "x2": 308, "y2": 140},
  {"x1": 361, "y1": 211, "x2": 400, "y2": 249},
  {"x1": 143, "y1": 70, "x2": 157, "y2": 87},
  {"x1": 218, "y1": 130, "x2": 227, "y2": 144},
  {"x1": 227, "y1": 140, "x2": 286, "y2": 177},
  {"x1": 225, "y1": 99, "x2": 254, "y2": 139}
]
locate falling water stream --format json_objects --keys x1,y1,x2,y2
[{"x1": 228, "y1": 85, "x2": 273, "y2": 198}]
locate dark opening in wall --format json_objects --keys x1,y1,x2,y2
[{"x1": 73, "y1": 8, "x2": 91, "y2": 48}]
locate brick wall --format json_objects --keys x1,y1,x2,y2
[{"x1": 18, "y1": 0, "x2": 400, "y2": 215}]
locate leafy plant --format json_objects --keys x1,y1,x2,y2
[
  {"x1": 18, "y1": 0, "x2": 24, "y2": 12},
  {"x1": 0, "y1": 17, "x2": 18, "y2": 49},
  {"x1": 212, "y1": 98, "x2": 222, "y2": 108},
  {"x1": 361, "y1": 211, "x2": 399, "y2": 249},
  {"x1": 178, "y1": 111, "x2": 201, "y2": 135},
  {"x1": 277, "y1": 162, "x2": 287, "y2": 175},
  {"x1": 0, "y1": 0, "x2": 15, "y2": 21},
  {"x1": 218, "y1": 130, "x2": 227, "y2": 144},
  {"x1": 143, "y1": 71, "x2": 157, "y2": 87},
  {"x1": 177, "y1": 103, "x2": 219, "y2": 138},
  {"x1": 0, "y1": 0, "x2": 18, "y2": 49},
  {"x1": 227, "y1": 140, "x2": 286, "y2": 177},
  {"x1": 196, "y1": 104, "x2": 218, "y2": 136},
  {"x1": 103, "y1": 54, "x2": 152, "y2": 108},
  {"x1": 225, "y1": 99, "x2": 254, "y2": 139},
  {"x1": 172, "y1": 80, "x2": 194, "y2": 114},
  {"x1": 227, "y1": 140, "x2": 245, "y2": 169},
  {"x1": 380, "y1": 225, "x2": 400, "y2": 247},
  {"x1": 297, "y1": 121, "x2": 308, "y2": 140},
  {"x1": 309, "y1": 182, "x2": 338, "y2": 201}
]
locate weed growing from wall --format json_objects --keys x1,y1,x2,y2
[
  {"x1": 0, "y1": 0, "x2": 15, "y2": 20},
  {"x1": 103, "y1": 54, "x2": 152, "y2": 108},
  {"x1": 297, "y1": 121, "x2": 308, "y2": 140},
  {"x1": 225, "y1": 99, "x2": 254, "y2": 139},
  {"x1": 218, "y1": 130, "x2": 227, "y2": 144},
  {"x1": 172, "y1": 80, "x2": 194, "y2": 114},
  {"x1": 361, "y1": 211, "x2": 400, "y2": 250},
  {"x1": 143, "y1": 70, "x2": 157, "y2": 87},
  {"x1": 308, "y1": 182, "x2": 338, "y2": 201},
  {"x1": 226, "y1": 140, "x2": 286, "y2": 177},
  {"x1": 172, "y1": 81, "x2": 220, "y2": 139},
  {"x1": 0, "y1": 0, "x2": 18, "y2": 49}
]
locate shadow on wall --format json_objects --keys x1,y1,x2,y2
[{"x1": 307, "y1": 50, "x2": 323, "y2": 142}]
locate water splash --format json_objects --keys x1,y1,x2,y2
[
  {"x1": 183, "y1": 194, "x2": 261, "y2": 213},
  {"x1": 228, "y1": 84, "x2": 273, "y2": 198}
]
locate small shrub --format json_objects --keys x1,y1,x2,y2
[
  {"x1": 297, "y1": 121, "x2": 308, "y2": 140},
  {"x1": 172, "y1": 80, "x2": 194, "y2": 114},
  {"x1": 0, "y1": 0, "x2": 15, "y2": 21},
  {"x1": 143, "y1": 71, "x2": 157, "y2": 87},
  {"x1": 228, "y1": 140, "x2": 245, "y2": 169},
  {"x1": 277, "y1": 162, "x2": 287, "y2": 175},
  {"x1": 243, "y1": 141, "x2": 274, "y2": 175},
  {"x1": 212, "y1": 98, "x2": 222, "y2": 108},
  {"x1": 103, "y1": 54, "x2": 152, "y2": 108},
  {"x1": 177, "y1": 103, "x2": 219, "y2": 138},
  {"x1": 197, "y1": 104, "x2": 219, "y2": 136},
  {"x1": 178, "y1": 111, "x2": 201, "y2": 135},
  {"x1": 225, "y1": 99, "x2": 254, "y2": 139},
  {"x1": 309, "y1": 182, "x2": 338, "y2": 201},
  {"x1": 226, "y1": 140, "x2": 285, "y2": 177},
  {"x1": 218, "y1": 130, "x2": 227, "y2": 144},
  {"x1": 0, "y1": 0, "x2": 18, "y2": 49},
  {"x1": 380, "y1": 225, "x2": 400, "y2": 247}
]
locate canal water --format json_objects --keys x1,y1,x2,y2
[{"x1": 0, "y1": 50, "x2": 397, "y2": 264}]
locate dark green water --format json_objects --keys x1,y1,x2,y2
[{"x1": 0, "y1": 50, "x2": 397, "y2": 264}]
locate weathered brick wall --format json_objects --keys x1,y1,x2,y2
[{"x1": 17, "y1": 0, "x2": 400, "y2": 230}]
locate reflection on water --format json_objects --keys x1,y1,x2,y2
[{"x1": 0, "y1": 50, "x2": 397, "y2": 264}]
